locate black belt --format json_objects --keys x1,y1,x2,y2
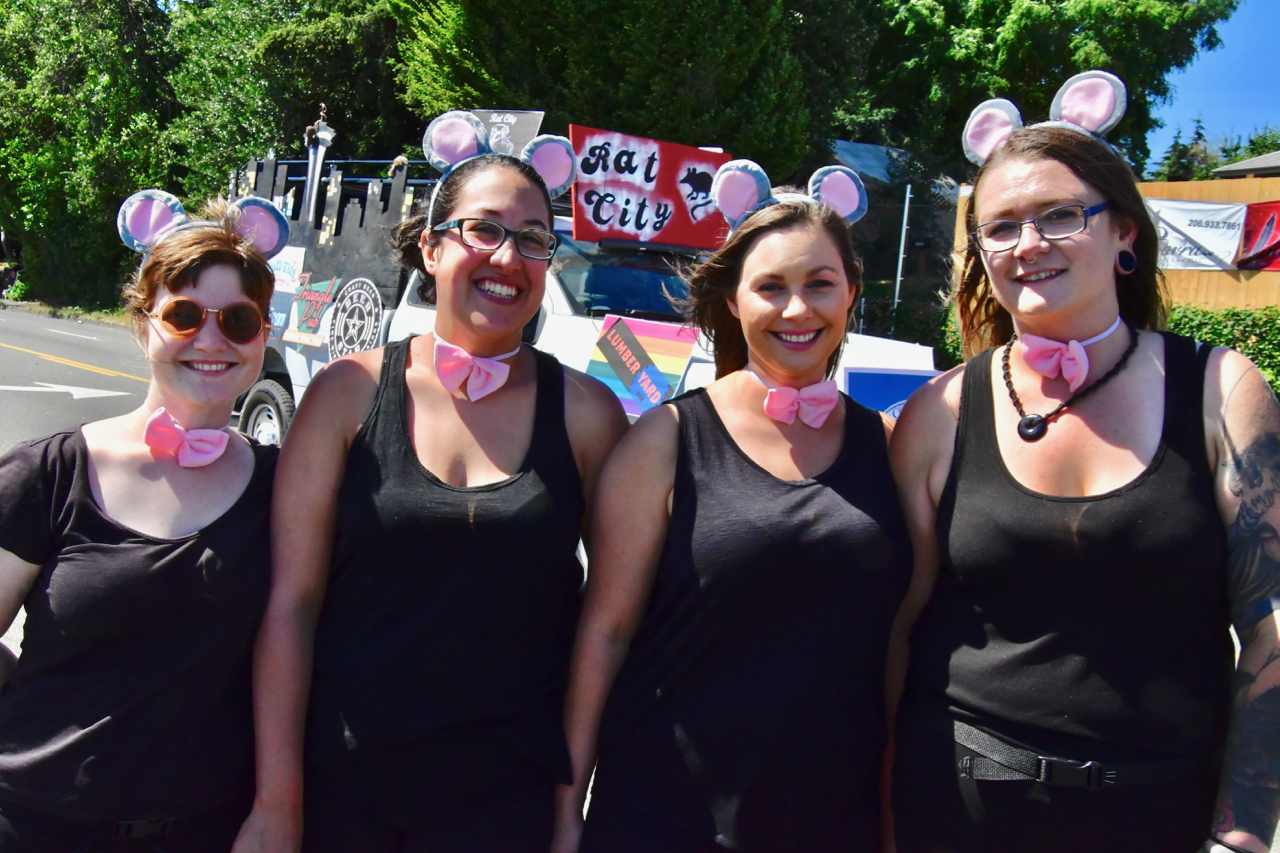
[
  {"x1": 113, "y1": 817, "x2": 179, "y2": 839},
  {"x1": 953, "y1": 719, "x2": 1206, "y2": 790}
]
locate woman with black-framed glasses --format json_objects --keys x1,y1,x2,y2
[
  {"x1": 0, "y1": 197, "x2": 283, "y2": 851},
  {"x1": 233, "y1": 117, "x2": 628, "y2": 853},
  {"x1": 885, "y1": 74, "x2": 1280, "y2": 853}
]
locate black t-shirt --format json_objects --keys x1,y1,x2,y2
[{"x1": 0, "y1": 430, "x2": 276, "y2": 819}]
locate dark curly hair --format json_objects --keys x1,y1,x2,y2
[
  {"x1": 955, "y1": 126, "x2": 1168, "y2": 358},
  {"x1": 389, "y1": 154, "x2": 553, "y2": 305},
  {"x1": 681, "y1": 197, "x2": 862, "y2": 379}
]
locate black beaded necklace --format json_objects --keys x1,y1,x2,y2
[{"x1": 1001, "y1": 327, "x2": 1140, "y2": 441}]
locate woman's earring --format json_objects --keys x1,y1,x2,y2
[{"x1": 1116, "y1": 249, "x2": 1138, "y2": 275}]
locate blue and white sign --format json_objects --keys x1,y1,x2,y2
[{"x1": 844, "y1": 367, "x2": 939, "y2": 417}]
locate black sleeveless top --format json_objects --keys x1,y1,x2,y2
[
  {"x1": 590, "y1": 389, "x2": 911, "y2": 851},
  {"x1": 306, "y1": 337, "x2": 584, "y2": 791},
  {"x1": 906, "y1": 332, "x2": 1233, "y2": 763}
]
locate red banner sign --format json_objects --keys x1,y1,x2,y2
[
  {"x1": 569, "y1": 125, "x2": 731, "y2": 251},
  {"x1": 1239, "y1": 201, "x2": 1280, "y2": 271}
]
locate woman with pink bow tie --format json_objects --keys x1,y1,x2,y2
[
  {"x1": 232, "y1": 114, "x2": 627, "y2": 853},
  {"x1": 551, "y1": 164, "x2": 911, "y2": 853},
  {"x1": 0, "y1": 194, "x2": 286, "y2": 850},
  {"x1": 887, "y1": 72, "x2": 1280, "y2": 853}
]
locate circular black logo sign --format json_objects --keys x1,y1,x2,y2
[{"x1": 328, "y1": 278, "x2": 383, "y2": 359}]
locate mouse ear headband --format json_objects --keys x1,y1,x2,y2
[
  {"x1": 962, "y1": 70, "x2": 1127, "y2": 166},
  {"x1": 117, "y1": 190, "x2": 291, "y2": 260},
  {"x1": 710, "y1": 159, "x2": 869, "y2": 232},
  {"x1": 422, "y1": 110, "x2": 577, "y2": 226}
]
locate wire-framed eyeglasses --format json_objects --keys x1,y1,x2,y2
[
  {"x1": 972, "y1": 203, "x2": 1110, "y2": 253},
  {"x1": 432, "y1": 218, "x2": 560, "y2": 261},
  {"x1": 148, "y1": 298, "x2": 268, "y2": 344}
]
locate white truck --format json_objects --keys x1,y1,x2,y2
[{"x1": 232, "y1": 158, "x2": 935, "y2": 444}]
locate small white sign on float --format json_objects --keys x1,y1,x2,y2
[{"x1": 1146, "y1": 198, "x2": 1246, "y2": 271}]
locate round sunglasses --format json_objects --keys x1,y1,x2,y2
[{"x1": 148, "y1": 297, "x2": 268, "y2": 344}]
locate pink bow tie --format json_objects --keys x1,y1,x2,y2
[
  {"x1": 1019, "y1": 317, "x2": 1123, "y2": 393},
  {"x1": 143, "y1": 407, "x2": 230, "y2": 467},
  {"x1": 433, "y1": 335, "x2": 521, "y2": 402},
  {"x1": 750, "y1": 369, "x2": 840, "y2": 428}
]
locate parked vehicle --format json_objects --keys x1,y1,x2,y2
[{"x1": 232, "y1": 155, "x2": 935, "y2": 445}]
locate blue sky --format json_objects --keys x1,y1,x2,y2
[{"x1": 1146, "y1": 0, "x2": 1280, "y2": 167}]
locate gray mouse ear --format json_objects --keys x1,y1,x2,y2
[
  {"x1": 1050, "y1": 70, "x2": 1127, "y2": 137},
  {"x1": 422, "y1": 111, "x2": 491, "y2": 174},
  {"x1": 520, "y1": 135, "x2": 576, "y2": 198},
  {"x1": 808, "y1": 166, "x2": 868, "y2": 226},
  {"x1": 711, "y1": 160, "x2": 773, "y2": 230},
  {"x1": 117, "y1": 190, "x2": 188, "y2": 253},
  {"x1": 962, "y1": 99, "x2": 1023, "y2": 166},
  {"x1": 228, "y1": 197, "x2": 291, "y2": 260}
]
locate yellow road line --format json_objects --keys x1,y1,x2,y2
[{"x1": 0, "y1": 342, "x2": 149, "y2": 383}]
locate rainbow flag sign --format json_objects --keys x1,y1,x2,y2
[{"x1": 589, "y1": 316, "x2": 699, "y2": 417}]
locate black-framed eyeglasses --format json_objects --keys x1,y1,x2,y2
[
  {"x1": 972, "y1": 203, "x2": 1110, "y2": 253},
  {"x1": 432, "y1": 218, "x2": 559, "y2": 261}
]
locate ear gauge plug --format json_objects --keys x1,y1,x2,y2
[{"x1": 1117, "y1": 250, "x2": 1138, "y2": 275}]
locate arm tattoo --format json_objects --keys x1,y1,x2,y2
[{"x1": 1218, "y1": 398, "x2": 1280, "y2": 844}]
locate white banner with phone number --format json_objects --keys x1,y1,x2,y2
[{"x1": 1145, "y1": 197, "x2": 1246, "y2": 271}]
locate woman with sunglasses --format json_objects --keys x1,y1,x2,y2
[
  {"x1": 888, "y1": 72, "x2": 1280, "y2": 853},
  {"x1": 0, "y1": 196, "x2": 281, "y2": 851},
  {"x1": 233, "y1": 121, "x2": 627, "y2": 853}
]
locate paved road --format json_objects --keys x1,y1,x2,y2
[
  {"x1": 0, "y1": 306, "x2": 148, "y2": 453},
  {"x1": 0, "y1": 306, "x2": 148, "y2": 655}
]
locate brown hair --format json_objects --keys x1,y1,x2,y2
[
  {"x1": 954, "y1": 126, "x2": 1168, "y2": 358},
  {"x1": 389, "y1": 154, "x2": 554, "y2": 305},
  {"x1": 683, "y1": 198, "x2": 863, "y2": 379},
  {"x1": 122, "y1": 198, "x2": 275, "y2": 341}
]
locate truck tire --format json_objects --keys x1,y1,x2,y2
[{"x1": 239, "y1": 379, "x2": 295, "y2": 446}]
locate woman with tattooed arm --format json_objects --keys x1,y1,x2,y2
[{"x1": 886, "y1": 71, "x2": 1280, "y2": 853}]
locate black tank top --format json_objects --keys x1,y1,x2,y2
[
  {"x1": 907, "y1": 332, "x2": 1232, "y2": 762},
  {"x1": 590, "y1": 389, "x2": 911, "y2": 851},
  {"x1": 306, "y1": 337, "x2": 584, "y2": 788}
]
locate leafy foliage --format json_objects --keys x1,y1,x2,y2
[
  {"x1": 1149, "y1": 119, "x2": 1219, "y2": 181},
  {"x1": 843, "y1": 0, "x2": 1240, "y2": 177},
  {"x1": 395, "y1": 0, "x2": 873, "y2": 178},
  {"x1": 861, "y1": 297, "x2": 961, "y2": 371},
  {"x1": 254, "y1": 0, "x2": 422, "y2": 162},
  {"x1": 1150, "y1": 122, "x2": 1280, "y2": 182},
  {"x1": 1167, "y1": 304, "x2": 1280, "y2": 392},
  {"x1": 0, "y1": 0, "x2": 180, "y2": 306}
]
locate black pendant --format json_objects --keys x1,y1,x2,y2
[{"x1": 1017, "y1": 414, "x2": 1048, "y2": 442}]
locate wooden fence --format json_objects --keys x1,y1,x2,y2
[{"x1": 954, "y1": 177, "x2": 1280, "y2": 309}]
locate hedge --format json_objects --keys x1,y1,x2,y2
[
  {"x1": 863, "y1": 298, "x2": 1280, "y2": 394},
  {"x1": 1166, "y1": 304, "x2": 1280, "y2": 392}
]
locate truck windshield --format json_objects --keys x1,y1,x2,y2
[{"x1": 554, "y1": 236, "x2": 689, "y2": 321}]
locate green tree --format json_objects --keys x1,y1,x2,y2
[
  {"x1": 254, "y1": 0, "x2": 422, "y2": 161},
  {"x1": 842, "y1": 0, "x2": 1239, "y2": 177},
  {"x1": 166, "y1": 0, "x2": 303, "y2": 202},
  {"x1": 1151, "y1": 119, "x2": 1219, "y2": 181},
  {"x1": 1219, "y1": 125, "x2": 1280, "y2": 168},
  {"x1": 395, "y1": 0, "x2": 873, "y2": 178},
  {"x1": 0, "y1": 0, "x2": 179, "y2": 306}
]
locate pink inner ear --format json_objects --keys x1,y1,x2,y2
[
  {"x1": 1060, "y1": 79, "x2": 1116, "y2": 131},
  {"x1": 432, "y1": 118, "x2": 480, "y2": 165},
  {"x1": 967, "y1": 109, "x2": 1015, "y2": 161},
  {"x1": 530, "y1": 144, "x2": 573, "y2": 189},
  {"x1": 127, "y1": 199, "x2": 175, "y2": 244},
  {"x1": 716, "y1": 171, "x2": 760, "y2": 222},
  {"x1": 818, "y1": 172, "x2": 860, "y2": 217},
  {"x1": 239, "y1": 206, "x2": 280, "y2": 252}
]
